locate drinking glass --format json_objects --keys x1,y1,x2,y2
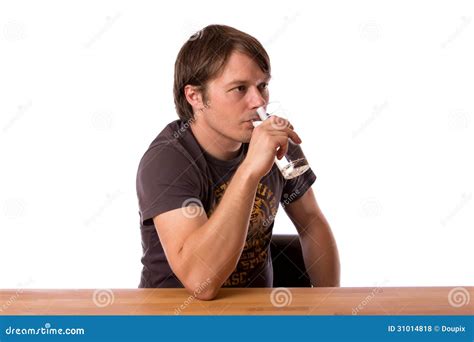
[{"x1": 256, "y1": 102, "x2": 311, "y2": 180}]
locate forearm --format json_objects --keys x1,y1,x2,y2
[
  {"x1": 299, "y1": 218, "x2": 340, "y2": 287},
  {"x1": 179, "y1": 161, "x2": 259, "y2": 293}
]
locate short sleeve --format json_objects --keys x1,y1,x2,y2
[
  {"x1": 136, "y1": 143, "x2": 203, "y2": 226},
  {"x1": 280, "y1": 167, "x2": 317, "y2": 206}
]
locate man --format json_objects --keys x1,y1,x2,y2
[{"x1": 136, "y1": 24, "x2": 340, "y2": 300}]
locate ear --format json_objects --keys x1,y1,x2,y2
[{"x1": 184, "y1": 85, "x2": 206, "y2": 110}]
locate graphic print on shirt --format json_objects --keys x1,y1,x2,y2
[{"x1": 208, "y1": 181, "x2": 278, "y2": 286}]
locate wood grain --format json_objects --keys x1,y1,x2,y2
[{"x1": 0, "y1": 287, "x2": 472, "y2": 315}]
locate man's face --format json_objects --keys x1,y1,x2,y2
[{"x1": 197, "y1": 50, "x2": 270, "y2": 143}]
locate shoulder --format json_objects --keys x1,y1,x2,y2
[{"x1": 137, "y1": 120, "x2": 206, "y2": 185}]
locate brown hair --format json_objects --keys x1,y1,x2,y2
[{"x1": 173, "y1": 24, "x2": 271, "y2": 122}]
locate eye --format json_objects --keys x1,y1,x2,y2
[
  {"x1": 233, "y1": 85, "x2": 247, "y2": 92},
  {"x1": 259, "y1": 83, "x2": 269, "y2": 91}
]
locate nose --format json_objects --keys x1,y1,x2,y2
[{"x1": 248, "y1": 86, "x2": 267, "y2": 109}]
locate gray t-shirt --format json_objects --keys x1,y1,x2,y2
[{"x1": 136, "y1": 120, "x2": 316, "y2": 288}]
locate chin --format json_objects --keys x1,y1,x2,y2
[
  {"x1": 240, "y1": 131, "x2": 252, "y2": 143},
  {"x1": 238, "y1": 124, "x2": 254, "y2": 141}
]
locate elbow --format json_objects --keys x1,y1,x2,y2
[
  {"x1": 184, "y1": 283, "x2": 219, "y2": 301},
  {"x1": 182, "y1": 274, "x2": 220, "y2": 301},
  {"x1": 174, "y1": 255, "x2": 225, "y2": 301},
  {"x1": 193, "y1": 287, "x2": 219, "y2": 301}
]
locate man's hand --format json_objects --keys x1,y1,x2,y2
[{"x1": 242, "y1": 115, "x2": 302, "y2": 180}]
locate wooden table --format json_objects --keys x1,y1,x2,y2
[{"x1": 1, "y1": 287, "x2": 473, "y2": 315}]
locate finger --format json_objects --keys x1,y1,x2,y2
[
  {"x1": 266, "y1": 130, "x2": 302, "y2": 145},
  {"x1": 284, "y1": 128, "x2": 302, "y2": 144},
  {"x1": 262, "y1": 117, "x2": 300, "y2": 141},
  {"x1": 265, "y1": 115, "x2": 291, "y2": 131},
  {"x1": 275, "y1": 137, "x2": 289, "y2": 160},
  {"x1": 260, "y1": 118, "x2": 291, "y2": 133}
]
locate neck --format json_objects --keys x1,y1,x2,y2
[{"x1": 189, "y1": 120, "x2": 242, "y2": 161}]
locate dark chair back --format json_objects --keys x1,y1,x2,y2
[{"x1": 270, "y1": 234, "x2": 311, "y2": 287}]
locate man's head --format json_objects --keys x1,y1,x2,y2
[{"x1": 173, "y1": 24, "x2": 271, "y2": 143}]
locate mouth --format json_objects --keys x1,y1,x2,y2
[{"x1": 243, "y1": 118, "x2": 262, "y2": 129}]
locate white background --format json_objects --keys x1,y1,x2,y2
[{"x1": 1, "y1": 0, "x2": 473, "y2": 289}]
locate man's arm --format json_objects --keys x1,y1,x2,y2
[
  {"x1": 283, "y1": 187, "x2": 340, "y2": 287},
  {"x1": 153, "y1": 163, "x2": 259, "y2": 300}
]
